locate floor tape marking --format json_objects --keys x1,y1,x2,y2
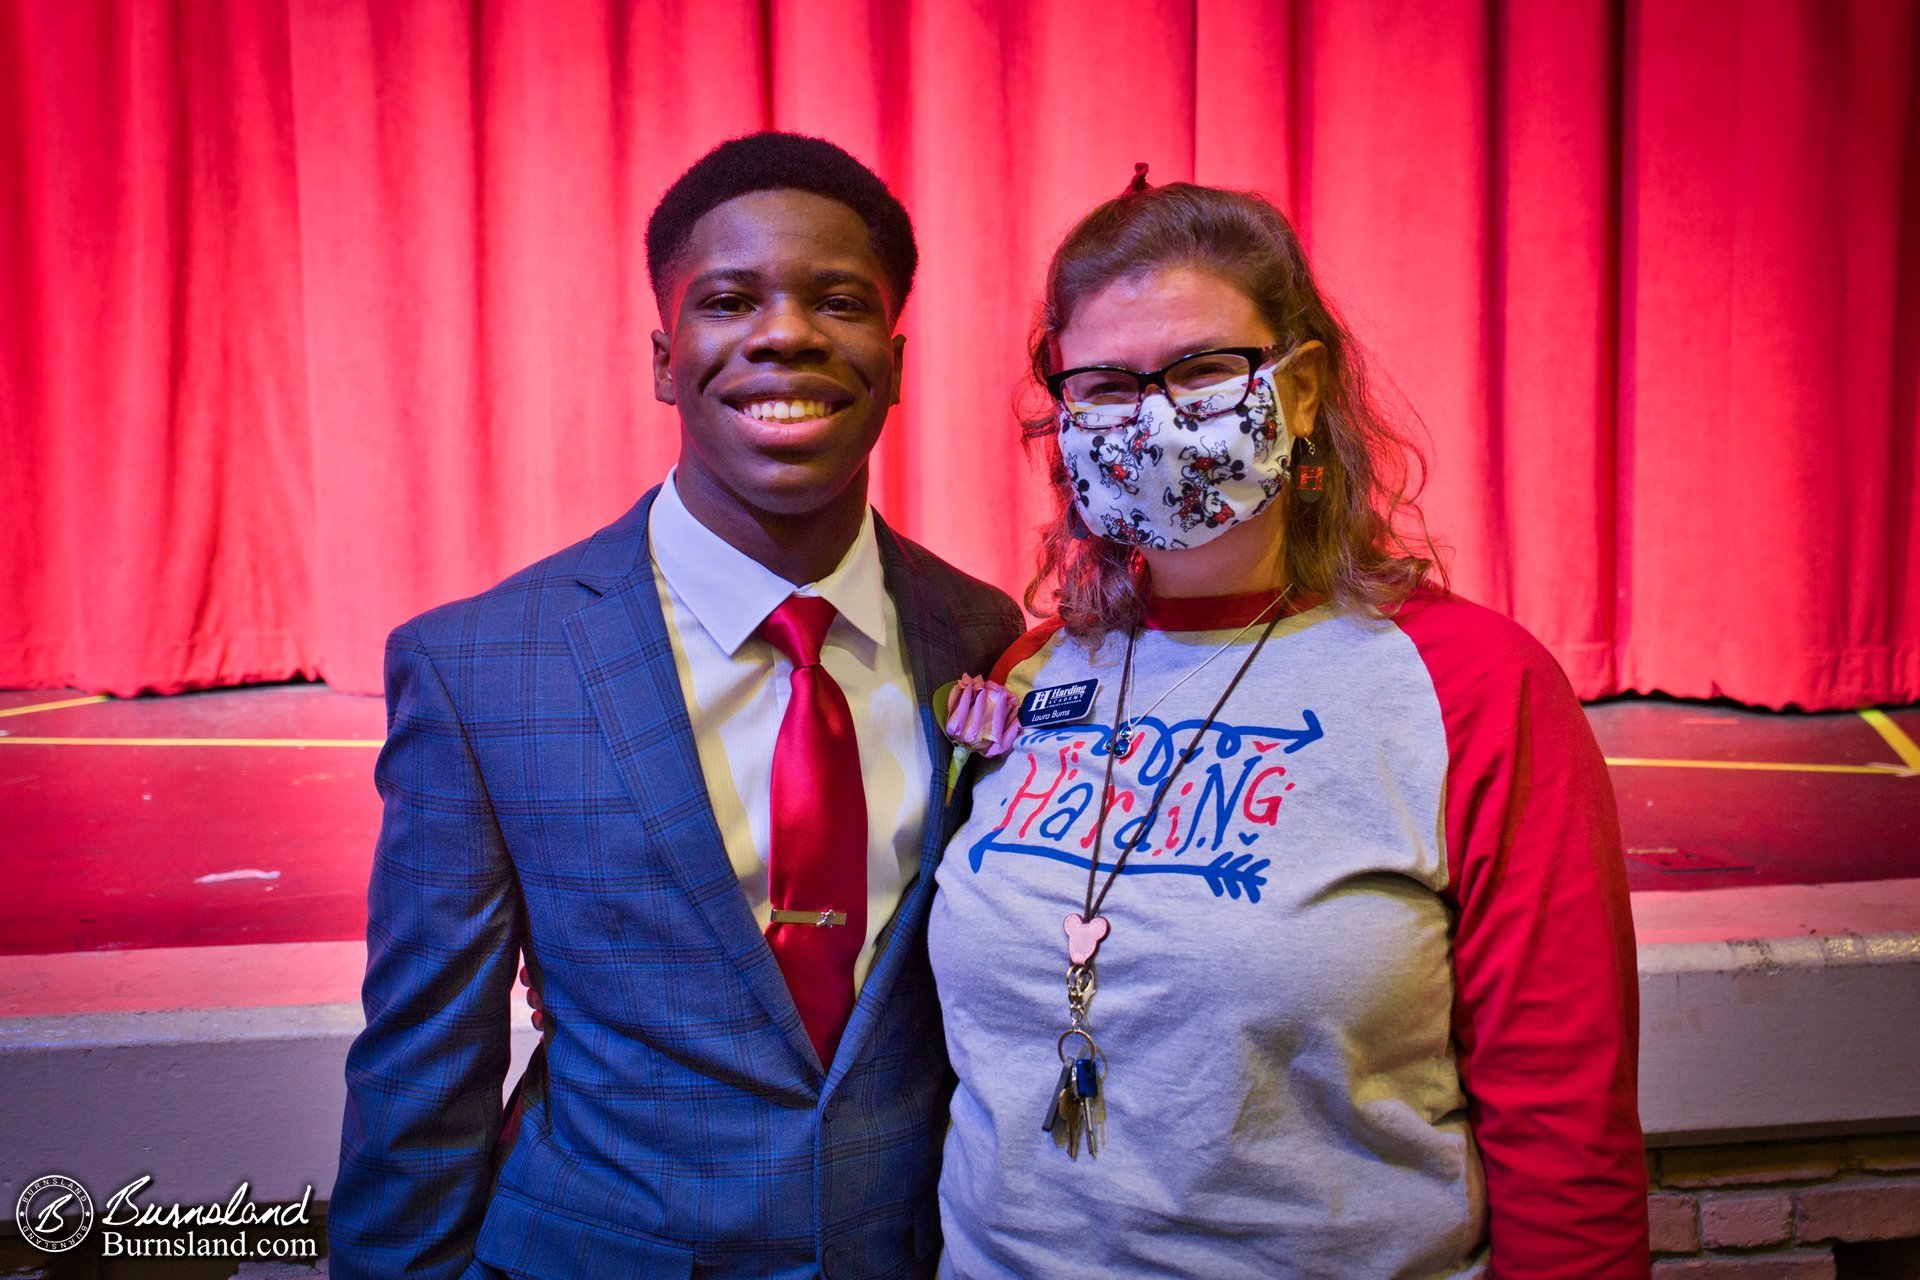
[
  {"x1": 1604, "y1": 756, "x2": 1914, "y2": 777},
  {"x1": 0, "y1": 695, "x2": 110, "y2": 720},
  {"x1": 1859, "y1": 709, "x2": 1920, "y2": 773},
  {"x1": 0, "y1": 734, "x2": 1910, "y2": 775}
]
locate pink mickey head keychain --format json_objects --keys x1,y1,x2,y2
[{"x1": 1062, "y1": 912, "x2": 1110, "y2": 966}]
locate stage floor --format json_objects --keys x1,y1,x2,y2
[
  {"x1": 2, "y1": 682, "x2": 1917, "y2": 1202},
  {"x1": 2, "y1": 684, "x2": 1918, "y2": 959}
]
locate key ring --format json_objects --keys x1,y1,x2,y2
[{"x1": 1057, "y1": 1026, "x2": 1103, "y2": 1064}]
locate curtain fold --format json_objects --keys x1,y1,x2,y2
[{"x1": 2, "y1": 0, "x2": 1915, "y2": 707}]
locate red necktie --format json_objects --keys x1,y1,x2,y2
[{"x1": 758, "y1": 595, "x2": 868, "y2": 1067}]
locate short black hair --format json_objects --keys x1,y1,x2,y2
[{"x1": 646, "y1": 132, "x2": 917, "y2": 320}]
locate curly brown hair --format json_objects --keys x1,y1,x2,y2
[{"x1": 1022, "y1": 181, "x2": 1439, "y2": 637}]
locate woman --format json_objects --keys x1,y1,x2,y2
[{"x1": 927, "y1": 176, "x2": 1647, "y2": 1278}]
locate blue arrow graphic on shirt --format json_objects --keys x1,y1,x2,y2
[{"x1": 966, "y1": 843, "x2": 1274, "y2": 901}]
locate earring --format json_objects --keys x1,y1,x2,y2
[{"x1": 1295, "y1": 435, "x2": 1325, "y2": 505}]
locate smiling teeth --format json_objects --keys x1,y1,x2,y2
[{"x1": 740, "y1": 399, "x2": 832, "y2": 421}]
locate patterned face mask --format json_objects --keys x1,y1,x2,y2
[{"x1": 1059, "y1": 355, "x2": 1296, "y2": 551}]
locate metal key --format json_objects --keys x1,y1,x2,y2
[
  {"x1": 1062, "y1": 1080, "x2": 1082, "y2": 1158},
  {"x1": 1072, "y1": 1056, "x2": 1101, "y2": 1157}
]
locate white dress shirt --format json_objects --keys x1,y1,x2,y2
[{"x1": 648, "y1": 471, "x2": 931, "y2": 990}]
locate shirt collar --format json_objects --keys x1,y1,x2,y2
[
  {"x1": 649, "y1": 470, "x2": 890, "y2": 656},
  {"x1": 1142, "y1": 587, "x2": 1310, "y2": 631}
]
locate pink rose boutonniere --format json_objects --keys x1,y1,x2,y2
[{"x1": 937, "y1": 674, "x2": 1019, "y2": 798}]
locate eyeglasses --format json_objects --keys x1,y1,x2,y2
[{"x1": 1046, "y1": 345, "x2": 1285, "y2": 428}]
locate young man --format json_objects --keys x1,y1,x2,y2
[{"x1": 329, "y1": 133, "x2": 1022, "y2": 1280}]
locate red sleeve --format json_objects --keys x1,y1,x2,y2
[{"x1": 1396, "y1": 591, "x2": 1649, "y2": 1278}]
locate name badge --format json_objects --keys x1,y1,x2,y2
[{"x1": 1019, "y1": 679, "x2": 1099, "y2": 728}]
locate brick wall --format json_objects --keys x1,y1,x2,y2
[{"x1": 1648, "y1": 1132, "x2": 1920, "y2": 1278}]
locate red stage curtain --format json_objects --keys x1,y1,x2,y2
[{"x1": 2, "y1": 0, "x2": 1915, "y2": 708}]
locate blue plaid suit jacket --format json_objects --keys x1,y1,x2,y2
[{"x1": 330, "y1": 488, "x2": 1022, "y2": 1280}]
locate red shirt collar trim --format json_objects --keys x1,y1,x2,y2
[{"x1": 1142, "y1": 589, "x2": 1294, "y2": 631}]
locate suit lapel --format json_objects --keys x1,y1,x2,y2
[
  {"x1": 876, "y1": 517, "x2": 963, "y2": 890},
  {"x1": 564, "y1": 488, "x2": 819, "y2": 1080},
  {"x1": 824, "y1": 518, "x2": 962, "y2": 1091}
]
